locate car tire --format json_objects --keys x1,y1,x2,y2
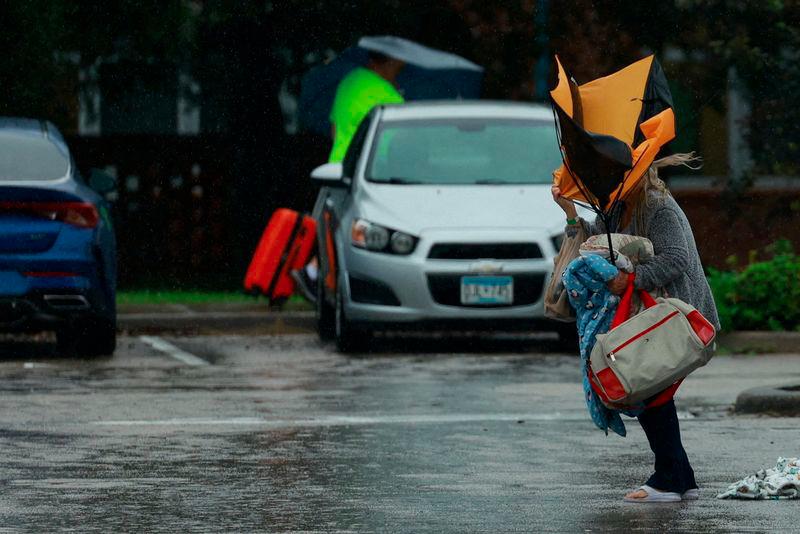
[
  {"x1": 57, "y1": 318, "x2": 117, "y2": 357},
  {"x1": 334, "y1": 278, "x2": 369, "y2": 353},
  {"x1": 317, "y1": 273, "x2": 335, "y2": 341},
  {"x1": 554, "y1": 322, "x2": 580, "y2": 353}
]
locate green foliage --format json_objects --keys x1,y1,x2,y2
[
  {"x1": 117, "y1": 290, "x2": 253, "y2": 305},
  {"x1": 707, "y1": 268, "x2": 737, "y2": 331},
  {"x1": 707, "y1": 239, "x2": 800, "y2": 331}
]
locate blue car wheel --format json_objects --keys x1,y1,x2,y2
[{"x1": 56, "y1": 316, "x2": 116, "y2": 357}]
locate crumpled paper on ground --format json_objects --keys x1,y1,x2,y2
[{"x1": 717, "y1": 457, "x2": 800, "y2": 500}]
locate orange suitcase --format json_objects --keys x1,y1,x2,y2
[{"x1": 244, "y1": 208, "x2": 316, "y2": 303}]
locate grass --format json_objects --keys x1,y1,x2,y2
[
  {"x1": 117, "y1": 290, "x2": 258, "y2": 305},
  {"x1": 116, "y1": 290, "x2": 313, "y2": 310}
]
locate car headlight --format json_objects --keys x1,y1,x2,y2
[
  {"x1": 390, "y1": 231, "x2": 415, "y2": 254},
  {"x1": 551, "y1": 232, "x2": 565, "y2": 252},
  {"x1": 351, "y1": 219, "x2": 417, "y2": 255}
]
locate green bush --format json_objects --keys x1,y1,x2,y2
[
  {"x1": 706, "y1": 268, "x2": 737, "y2": 332},
  {"x1": 706, "y1": 240, "x2": 800, "y2": 332}
]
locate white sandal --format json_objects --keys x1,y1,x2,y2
[
  {"x1": 682, "y1": 488, "x2": 699, "y2": 500},
  {"x1": 624, "y1": 485, "x2": 682, "y2": 503}
]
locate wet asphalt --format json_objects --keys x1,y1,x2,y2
[{"x1": 0, "y1": 333, "x2": 799, "y2": 533}]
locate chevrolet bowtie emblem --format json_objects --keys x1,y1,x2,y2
[{"x1": 469, "y1": 261, "x2": 504, "y2": 274}]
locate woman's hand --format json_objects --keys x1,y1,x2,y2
[
  {"x1": 551, "y1": 184, "x2": 578, "y2": 219},
  {"x1": 607, "y1": 271, "x2": 628, "y2": 295}
]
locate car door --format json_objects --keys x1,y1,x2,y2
[{"x1": 317, "y1": 112, "x2": 375, "y2": 304}]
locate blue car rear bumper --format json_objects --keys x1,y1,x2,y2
[{"x1": 0, "y1": 230, "x2": 114, "y2": 332}]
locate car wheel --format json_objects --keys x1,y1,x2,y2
[
  {"x1": 57, "y1": 318, "x2": 116, "y2": 357},
  {"x1": 317, "y1": 273, "x2": 335, "y2": 341},
  {"x1": 334, "y1": 278, "x2": 369, "y2": 353},
  {"x1": 554, "y1": 322, "x2": 580, "y2": 354}
]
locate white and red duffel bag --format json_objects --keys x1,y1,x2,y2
[{"x1": 589, "y1": 273, "x2": 717, "y2": 409}]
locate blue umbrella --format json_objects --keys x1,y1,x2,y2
[{"x1": 299, "y1": 36, "x2": 484, "y2": 136}]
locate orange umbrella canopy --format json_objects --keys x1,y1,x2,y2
[{"x1": 551, "y1": 55, "x2": 676, "y2": 217}]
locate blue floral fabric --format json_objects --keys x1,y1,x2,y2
[{"x1": 562, "y1": 254, "x2": 627, "y2": 437}]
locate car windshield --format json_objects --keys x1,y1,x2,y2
[
  {"x1": 0, "y1": 132, "x2": 69, "y2": 181},
  {"x1": 366, "y1": 117, "x2": 562, "y2": 185}
]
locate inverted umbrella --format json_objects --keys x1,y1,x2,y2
[
  {"x1": 299, "y1": 36, "x2": 484, "y2": 136},
  {"x1": 550, "y1": 55, "x2": 675, "y2": 255}
]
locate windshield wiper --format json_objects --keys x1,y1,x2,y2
[{"x1": 370, "y1": 177, "x2": 424, "y2": 184}]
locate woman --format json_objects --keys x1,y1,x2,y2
[{"x1": 551, "y1": 153, "x2": 721, "y2": 502}]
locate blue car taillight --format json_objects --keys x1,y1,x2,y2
[{"x1": 23, "y1": 271, "x2": 79, "y2": 277}]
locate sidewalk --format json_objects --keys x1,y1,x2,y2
[
  {"x1": 118, "y1": 302, "x2": 315, "y2": 335},
  {"x1": 119, "y1": 302, "x2": 800, "y2": 353}
]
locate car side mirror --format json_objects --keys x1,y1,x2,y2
[
  {"x1": 89, "y1": 168, "x2": 117, "y2": 194},
  {"x1": 310, "y1": 162, "x2": 348, "y2": 187}
]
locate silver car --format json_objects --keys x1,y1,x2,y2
[{"x1": 311, "y1": 101, "x2": 578, "y2": 351}]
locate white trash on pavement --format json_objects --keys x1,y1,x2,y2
[{"x1": 717, "y1": 457, "x2": 800, "y2": 500}]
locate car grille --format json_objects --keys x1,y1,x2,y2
[
  {"x1": 427, "y1": 273, "x2": 546, "y2": 308},
  {"x1": 427, "y1": 243, "x2": 543, "y2": 260}
]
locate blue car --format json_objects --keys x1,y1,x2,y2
[{"x1": 0, "y1": 118, "x2": 117, "y2": 356}]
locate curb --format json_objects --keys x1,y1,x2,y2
[
  {"x1": 118, "y1": 311, "x2": 315, "y2": 335},
  {"x1": 735, "y1": 384, "x2": 800, "y2": 416},
  {"x1": 717, "y1": 331, "x2": 800, "y2": 354},
  {"x1": 116, "y1": 309, "x2": 800, "y2": 352}
]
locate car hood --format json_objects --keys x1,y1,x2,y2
[{"x1": 356, "y1": 183, "x2": 571, "y2": 236}]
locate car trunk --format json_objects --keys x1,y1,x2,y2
[
  {"x1": 0, "y1": 186, "x2": 85, "y2": 254},
  {"x1": 0, "y1": 215, "x2": 61, "y2": 253}
]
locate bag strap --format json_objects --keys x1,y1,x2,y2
[
  {"x1": 610, "y1": 273, "x2": 635, "y2": 329},
  {"x1": 646, "y1": 380, "x2": 683, "y2": 408},
  {"x1": 639, "y1": 288, "x2": 658, "y2": 308},
  {"x1": 610, "y1": 272, "x2": 662, "y2": 329}
]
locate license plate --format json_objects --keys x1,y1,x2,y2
[{"x1": 460, "y1": 276, "x2": 513, "y2": 305}]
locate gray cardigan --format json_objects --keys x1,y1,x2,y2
[{"x1": 575, "y1": 194, "x2": 721, "y2": 330}]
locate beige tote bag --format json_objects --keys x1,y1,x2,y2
[
  {"x1": 589, "y1": 286, "x2": 717, "y2": 408},
  {"x1": 544, "y1": 224, "x2": 587, "y2": 322}
]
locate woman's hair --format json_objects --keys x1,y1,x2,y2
[{"x1": 628, "y1": 152, "x2": 702, "y2": 233}]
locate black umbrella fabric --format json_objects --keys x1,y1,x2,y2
[{"x1": 299, "y1": 36, "x2": 484, "y2": 136}]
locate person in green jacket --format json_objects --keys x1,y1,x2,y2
[
  {"x1": 328, "y1": 52, "x2": 406, "y2": 162},
  {"x1": 293, "y1": 53, "x2": 405, "y2": 302}
]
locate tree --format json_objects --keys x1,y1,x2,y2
[
  {"x1": 674, "y1": 0, "x2": 800, "y2": 175},
  {"x1": 0, "y1": 0, "x2": 196, "y2": 129}
]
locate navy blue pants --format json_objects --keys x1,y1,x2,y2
[{"x1": 637, "y1": 399, "x2": 697, "y2": 494}]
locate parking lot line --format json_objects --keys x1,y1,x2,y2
[
  {"x1": 93, "y1": 411, "x2": 697, "y2": 428},
  {"x1": 139, "y1": 335, "x2": 209, "y2": 366},
  {"x1": 93, "y1": 413, "x2": 585, "y2": 428}
]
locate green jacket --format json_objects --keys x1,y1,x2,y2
[{"x1": 329, "y1": 67, "x2": 404, "y2": 163}]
